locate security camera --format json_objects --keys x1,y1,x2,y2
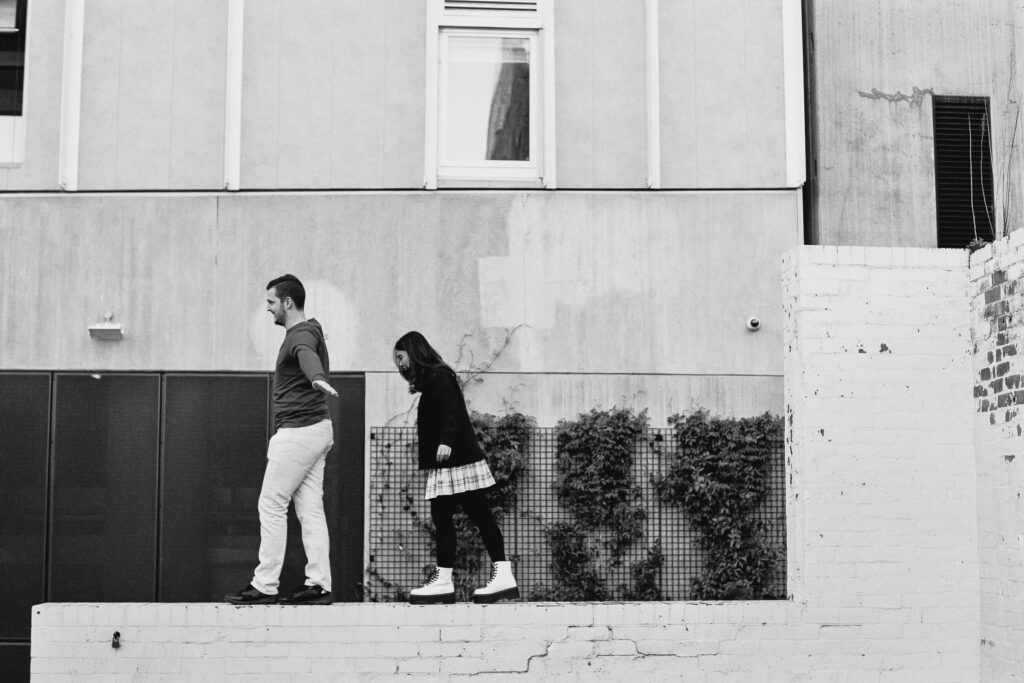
[{"x1": 746, "y1": 317, "x2": 761, "y2": 331}]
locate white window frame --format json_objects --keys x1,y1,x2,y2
[
  {"x1": 425, "y1": 0, "x2": 555, "y2": 188},
  {"x1": 58, "y1": 0, "x2": 84, "y2": 185}
]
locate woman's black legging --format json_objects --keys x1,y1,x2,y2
[{"x1": 430, "y1": 489, "x2": 506, "y2": 567}]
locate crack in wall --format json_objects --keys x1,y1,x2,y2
[
  {"x1": 458, "y1": 625, "x2": 570, "y2": 676},
  {"x1": 460, "y1": 623, "x2": 738, "y2": 677}
]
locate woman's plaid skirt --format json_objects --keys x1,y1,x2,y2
[{"x1": 425, "y1": 459, "x2": 496, "y2": 499}]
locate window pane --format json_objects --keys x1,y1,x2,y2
[
  {"x1": 0, "y1": 0, "x2": 15, "y2": 30},
  {"x1": 0, "y1": 374, "x2": 48, "y2": 640},
  {"x1": 445, "y1": 35, "x2": 530, "y2": 162},
  {"x1": 160, "y1": 375, "x2": 270, "y2": 601},
  {"x1": 0, "y1": 0, "x2": 24, "y2": 116},
  {"x1": 50, "y1": 374, "x2": 159, "y2": 602}
]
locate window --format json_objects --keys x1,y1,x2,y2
[
  {"x1": 0, "y1": 0, "x2": 24, "y2": 116},
  {"x1": 0, "y1": 0, "x2": 25, "y2": 165},
  {"x1": 933, "y1": 96, "x2": 995, "y2": 248},
  {"x1": 426, "y1": 0, "x2": 554, "y2": 187},
  {"x1": 440, "y1": 32, "x2": 536, "y2": 173},
  {"x1": 0, "y1": 0, "x2": 16, "y2": 30}
]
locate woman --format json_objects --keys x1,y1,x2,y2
[{"x1": 393, "y1": 331, "x2": 518, "y2": 604}]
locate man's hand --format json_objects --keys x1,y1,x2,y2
[
  {"x1": 436, "y1": 444, "x2": 452, "y2": 463},
  {"x1": 312, "y1": 379, "x2": 338, "y2": 398}
]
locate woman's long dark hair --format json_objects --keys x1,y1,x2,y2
[{"x1": 393, "y1": 331, "x2": 454, "y2": 391}]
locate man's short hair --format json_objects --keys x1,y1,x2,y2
[{"x1": 267, "y1": 274, "x2": 306, "y2": 310}]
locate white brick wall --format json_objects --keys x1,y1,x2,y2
[
  {"x1": 969, "y1": 230, "x2": 1024, "y2": 681},
  {"x1": 32, "y1": 243, "x2": 1024, "y2": 681},
  {"x1": 31, "y1": 599, "x2": 981, "y2": 681},
  {"x1": 783, "y1": 245, "x2": 980, "y2": 681}
]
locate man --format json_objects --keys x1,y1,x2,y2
[{"x1": 226, "y1": 274, "x2": 339, "y2": 605}]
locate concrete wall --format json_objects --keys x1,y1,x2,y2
[
  {"x1": 0, "y1": 190, "x2": 799, "y2": 424},
  {"x1": 555, "y1": 0, "x2": 647, "y2": 188},
  {"x1": 969, "y1": 231, "x2": 1024, "y2": 680},
  {"x1": 366, "y1": 372, "x2": 784, "y2": 435},
  {"x1": 1, "y1": 0, "x2": 804, "y2": 420},
  {"x1": 75, "y1": 1, "x2": 228, "y2": 191},
  {"x1": 811, "y1": 1, "x2": 1024, "y2": 247},
  {"x1": 5, "y1": 0, "x2": 799, "y2": 191},
  {"x1": 659, "y1": 0, "x2": 794, "y2": 189},
  {"x1": 240, "y1": 0, "x2": 424, "y2": 190}
]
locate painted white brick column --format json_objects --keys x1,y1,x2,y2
[{"x1": 783, "y1": 245, "x2": 980, "y2": 678}]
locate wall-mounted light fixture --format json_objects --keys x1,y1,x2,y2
[{"x1": 89, "y1": 313, "x2": 124, "y2": 341}]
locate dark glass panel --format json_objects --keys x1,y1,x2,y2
[
  {"x1": 160, "y1": 375, "x2": 270, "y2": 601},
  {"x1": 49, "y1": 374, "x2": 159, "y2": 601},
  {"x1": 0, "y1": 643, "x2": 29, "y2": 682},
  {"x1": 160, "y1": 374, "x2": 364, "y2": 602},
  {"x1": 0, "y1": 374, "x2": 48, "y2": 639},
  {"x1": 327, "y1": 373, "x2": 365, "y2": 601}
]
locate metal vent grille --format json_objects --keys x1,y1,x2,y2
[
  {"x1": 933, "y1": 96, "x2": 996, "y2": 248},
  {"x1": 444, "y1": 0, "x2": 538, "y2": 12}
]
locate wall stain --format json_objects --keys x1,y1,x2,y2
[{"x1": 856, "y1": 86, "x2": 934, "y2": 107}]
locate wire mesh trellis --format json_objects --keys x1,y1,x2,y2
[{"x1": 365, "y1": 426, "x2": 786, "y2": 601}]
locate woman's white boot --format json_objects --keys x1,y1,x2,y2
[
  {"x1": 409, "y1": 566, "x2": 456, "y2": 604},
  {"x1": 472, "y1": 561, "x2": 519, "y2": 603}
]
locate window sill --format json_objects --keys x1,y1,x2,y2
[{"x1": 436, "y1": 177, "x2": 545, "y2": 189}]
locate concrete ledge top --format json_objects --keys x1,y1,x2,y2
[{"x1": 33, "y1": 600, "x2": 802, "y2": 629}]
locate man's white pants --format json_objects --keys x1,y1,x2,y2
[{"x1": 251, "y1": 418, "x2": 334, "y2": 595}]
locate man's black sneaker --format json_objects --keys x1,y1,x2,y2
[
  {"x1": 281, "y1": 584, "x2": 334, "y2": 605},
  {"x1": 225, "y1": 584, "x2": 278, "y2": 605}
]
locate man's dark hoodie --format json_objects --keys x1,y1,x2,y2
[{"x1": 272, "y1": 318, "x2": 331, "y2": 430}]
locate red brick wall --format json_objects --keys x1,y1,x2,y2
[{"x1": 970, "y1": 232, "x2": 1024, "y2": 681}]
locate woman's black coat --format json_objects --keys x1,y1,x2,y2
[{"x1": 415, "y1": 366, "x2": 485, "y2": 470}]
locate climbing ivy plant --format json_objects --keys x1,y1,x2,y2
[
  {"x1": 653, "y1": 409, "x2": 783, "y2": 600},
  {"x1": 539, "y1": 407, "x2": 666, "y2": 601}
]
